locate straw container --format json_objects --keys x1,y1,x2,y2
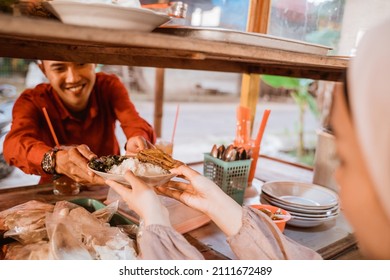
[{"x1": 203, "y1": 153, "x2": 251, "y2": 205}]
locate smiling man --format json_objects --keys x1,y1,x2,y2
[{"x1": 3, "y1": 61, "x2": 155, "y2": 185}]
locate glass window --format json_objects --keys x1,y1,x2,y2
[
  {"x1": 142, "y1": 0, "x2": 249, "y2": 30},
  {"x1": 269, "y1": 0, "x2": 345, "y2": 54}
]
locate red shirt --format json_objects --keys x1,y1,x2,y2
[{"x1": 3, "y1": 73, "x2": 155, "y2": 181}]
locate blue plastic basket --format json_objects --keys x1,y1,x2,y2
[{"x1": 203, "y1": 153, "x2": 251, "y2": 205}]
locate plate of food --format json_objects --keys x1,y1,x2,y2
[{"x1": 88, "y1": 149, "x2": 182, "y2": 187}]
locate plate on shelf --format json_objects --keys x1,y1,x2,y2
[
  {"x1": 44, "y1": 1, "x2": 171, "y2": 31},
  {"x1": 154, "y1": 26, "x2": 332, "y2": 55}
]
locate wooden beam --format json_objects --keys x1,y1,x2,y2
[
  {"x1": 0, "y1": 37, "x2": 346, "y2": 80},
  {"x1": 0, "y1": 16, "x2": 348, "y2": 78}
]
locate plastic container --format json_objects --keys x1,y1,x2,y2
[
  {"x1": 53, "y1": 175, "x2": 80, "y2": 196},
  {"x1": 155, "y1": 138, "x2": 173, "y2": 156},
  {"x1": 203, "y1": 153, "x2": 251, "y2": 205}
]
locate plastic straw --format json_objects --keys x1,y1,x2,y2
[
  {"x1": 42, "y1": 107, "x2": 60, "y2": 147},
  {"x1": 235, "y1": 105, "x2": 251, "y2": 146},
  {"x1": 255, "y1": 109, "x2": 271, "y2": 147},
  {"x1": 171, "y1": 104, "x2": 180, "y2": 144}
]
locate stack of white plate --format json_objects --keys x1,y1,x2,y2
[{"x1": 260, "y1": 181, "x2": 340, "y2": 228}]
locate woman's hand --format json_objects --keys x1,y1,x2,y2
[
  {"x1": 156, "y1": 166, "x2": 224, "y2": 215},
  {"x1": 106, "y1": 171, "x2": 171, "y2": 227},
  {"x1": 125, "y1": 136, "x2": 155, "y2": 156},
  {"x1": 156, "y1": 165, "x2": 243, "y2": 236}
]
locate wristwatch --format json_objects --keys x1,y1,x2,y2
[{"x1": 41, "y1": 147, "x2": 61, "y2": 175}]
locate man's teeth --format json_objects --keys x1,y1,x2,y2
[{"x1": 67, "y1": 85, "x2": 83, "y2": 92}]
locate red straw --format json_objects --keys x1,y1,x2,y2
[
  {"x1": 42, "y1": 107, "x2": 60, "y2": 147},
  {"x1": 255, "y1": 109, "x2": 271, "y2": 147},
  {"x1": 235, "y1": 105, "x2": 251, "y2": 146},
  {"x1": 171, "y1": 104, "x2": 180, "y2": 144}
]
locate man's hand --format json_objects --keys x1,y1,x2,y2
[
  {"x1": 124, "y1": 136, "x2": 155, "y2": 156},
  {"x1": 55, "y1": 144, "x2": 105, "y2": 185}
]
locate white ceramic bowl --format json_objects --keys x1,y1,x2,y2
[
  {"x1": 261, "y1": 191, "x2": 339, "y2": 215},
  {"x1": 88, "y1": 167, "x2": 176, "y2": 187},
  {"x1": 286, "y1": 214, "x2": 338, "y2": 228},
  {"x1": 262, "y1": 181, "x2": 339, "y2": 209}
]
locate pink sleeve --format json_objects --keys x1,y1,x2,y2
[
  {"x1": 227, "y1": 207, "x2": 323, "y2": 260},
  {"x1": 138, "y1": 224, "x2": 204, "y2": 260}
]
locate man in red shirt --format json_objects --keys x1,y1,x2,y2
[{"x1": 3, "y1": 61, "x2": 156, "y2": 184}]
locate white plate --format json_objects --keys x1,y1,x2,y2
[
  {"x1": 287, "y1": 214, "x2": 338, "y2": 228},
  {"x1": 44, "y1": 1, "x2": 171, "y2": 31},
  {"x1": 262, "y1": 181, "x2": 339, "y2": 209},
  {"x1": 88, "y1": 166, "x2": 176, "y2": 187},
  {"x1": 261, "y1": 192, "x2": 339, "y2": 215},
  {"x1": 261, "y1": 196, "x2": 339, "y2": 219}
]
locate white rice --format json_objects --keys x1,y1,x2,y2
[{"x1": 108, "y1": 158, "x2": 168, "y2": 176}]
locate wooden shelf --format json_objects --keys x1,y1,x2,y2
[{"x1": 0, "y1": 14, "x2": 348, "y2": 81}]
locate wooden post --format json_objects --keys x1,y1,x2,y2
[
  {"x1": 246, "y1": 0, "x2": 271, "y2": 34},
  {"x1": 153, "y1": 1, "x2": 169, "y2": 137},
  {"x1": 240, "y1": 0, "x2": 271, "y2": 133},
  {"x1": 154, "y1": 68, "x2": 165, "y2": 138}
]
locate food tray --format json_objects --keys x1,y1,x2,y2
[{"x1": 154, "y1": 26, "x2": 332, "y2": 55}]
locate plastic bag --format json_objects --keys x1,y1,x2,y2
[
  {"x1": 92, "y1": 200, "x2": 119, "y2": 224},
  {"x1": 0, "y1": 200, "x2": 54, "y2": 231},
  {"x1": 1, "y1": 200, "x2": 54, "y2": 244},
  {"x1": 4, "y1": 241, "x2": 52, "y2": 260},
  {"x1": 2, "y1": 200, "x2": 138, "y2": 259},
  {"x1": 45, "y1": 201, "x2": 137, "y2": 260}
]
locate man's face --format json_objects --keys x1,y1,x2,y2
[{"x1": 40, "y1": 61, "x2": 96, "y2": 112}]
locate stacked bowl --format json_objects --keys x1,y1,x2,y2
[{"x1": 260, "y1": 181, "x2": 340, "y2": 227}]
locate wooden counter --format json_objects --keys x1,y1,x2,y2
[{"x1": 0, "y1": 158, "x2": 361, "y2": 260}]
